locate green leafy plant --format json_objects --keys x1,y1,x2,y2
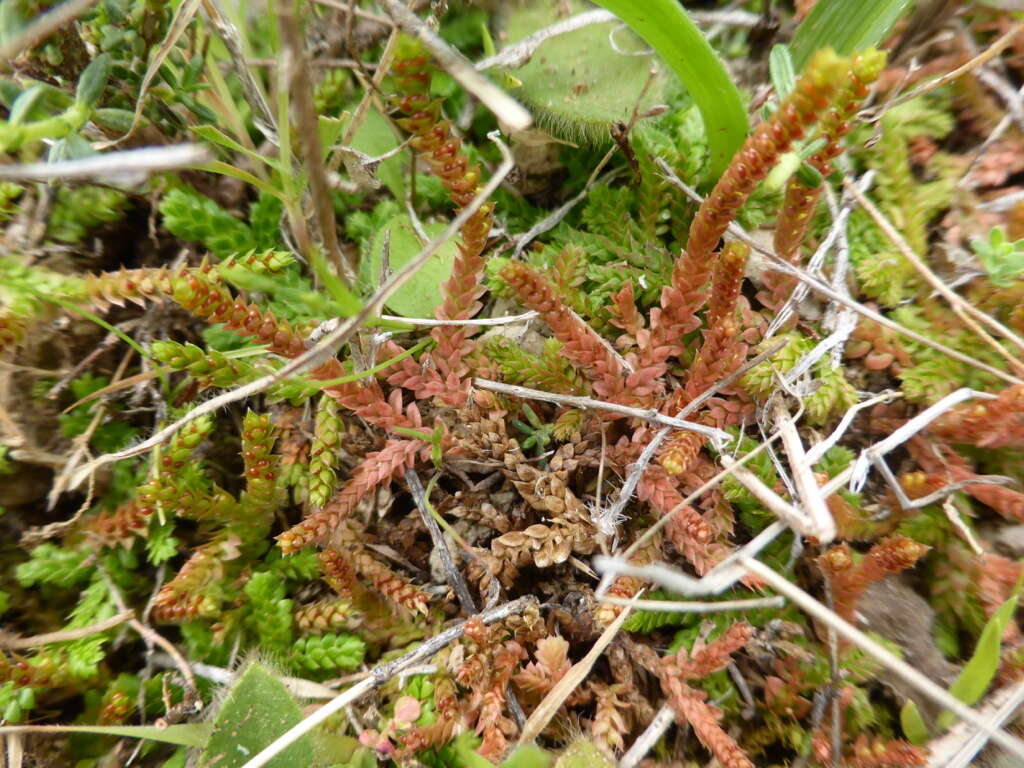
[{"x1": 973, "y1": 226, "x2": 1024, "y2": 287}]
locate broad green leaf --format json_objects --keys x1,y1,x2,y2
[
  {"x1": 937, "y1": 574, "x2": 1024, "y2": 729},
  {"x1": 362, "y1": 214, "x2": 459, "y2": 318},
  {"x1": 902, "y1": 570, "x2": 1024, "y2": 742},
  {"x1": 499, "y1": 1, "x2": 665, "y2": 147},
  {"x1": 346, "y1": 106, "x2": 406, "y2": 201},
  {"x1": 200, "y1": 662, "x2": 313, "y2": 768},
  {"x1": 0, "y1": 723, "x2": 211, "y2": 748},
  {"x1": 900, "y1": 700, "x2": 929, "y2": 745},
  {"x1": 790, "y1": 0, "x2": 913, "y2": 70},
  {"x1": 590, "y1": 0, "x2": 748, "y2": 180}
]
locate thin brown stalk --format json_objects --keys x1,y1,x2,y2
[
  {"x1": 277, "y1": 0, "x2": 352, "y2": 285},
  {"x1": 0, "y1": 611, "x2": 134, "y2": 650}
]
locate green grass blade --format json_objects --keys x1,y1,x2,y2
[
  {"x1": 591, "y1": 0, "x2": 748, "y2": 180},
  {"x1": 0, "y1": 723, "x2": 211, "y2": 748},
  {"x1": 790, "y1": 0, "x2": 913, "y2": 70}
]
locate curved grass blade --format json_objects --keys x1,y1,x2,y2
[
  {"x1": 591, "y1": 0, "x2": 748, "y2": 180},
  {"x1": 790, "y1": 0, "x2": 913, "y2": 70},
  {"x1": 0, "y1": 723, "x2": 211, "y2": 748}
]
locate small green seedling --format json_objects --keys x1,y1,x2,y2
[
  {"x1": 972, "y1": 226, "x2": 1024, "y2": 287},
  {"x1": 512, "y1": 404, "x2": 555, "y2": 458}
]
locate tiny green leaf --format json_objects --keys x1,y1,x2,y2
[
  {"x1": 75, "y1": 54, "x2": 113, "y2": 109},
  {"x1": 8, "y1": 84, "x2": 46, "y2": 125},
  {"x1": 769, "y1": 44, "x2": 796, "y2": 98},
  {"x1": 900, "y1": 699, "x2": 929, "y2": 745},
  {"x1": 973, "y1": 226, "x2": 1024, "y2": 287}
]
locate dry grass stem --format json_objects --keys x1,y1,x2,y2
[
  {"x1": 867, "y1": 21, "x2": 1024, "y2": 116},
  {"x1": 772, "y1": 400, "x2": 837, "y2": 542},
  {"x1": 925, "y1": 681, "x2": 1024, "y2": 768},
  {"x1": 472, "y1": 378, "x2": 730, "y2": 444},
  {"x1": 0, "y1": 610, "x2": 134, "y2": 650},
  {"x1": 845, "y1": 178, "x2": 1024, "y2": 361},
  {"x1": 659, "y1": 160, "x2": 1024, "y2": 386},
  {"x1": 517, "y1": 593, "x2": 637, "y2": 746},
  {"x1": 597, "y1": 595, "x2": 785, "y2": 614},
  {"x1": 0, "y1": 145, "x2": 213, "y2": 182},
  {"x1": 476, "y1": 9, "x2": 615, "y2": 70},
  {"x1": 620, "y1": 704, "x2": 676, "y2": 768}
]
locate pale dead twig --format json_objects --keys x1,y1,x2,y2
[
  {"x1": 976, "y1": 66, "x2": 1024, "y2": 134},
  {"x1": 597, "y1": 549, "x2": 1024, "y2": 760},
  {"x1": 516, "y1": 592, "x2": 637, "y2": 746},
  {"x1": 404, "y1": 469, "x2": 476, "y2": 615},
  {"x1": 925, "y1": 680, "x2": 1024, "y2": 768},
  {"x1": 239, "y1": 596, "x2": 539, "y2": 768},
  {"x1": 845, "y1": 179, "x2": 1024, "y2": 364},
  {"x1": 375, "y1": 301, "x2": 514, "y2": 324},
  {"x1": 766, "y1": 172, "x2": 875, "y2": 338},
  {"x1": 977, "y1": 182, "x2": 1024, "y2": 212},
  {"x1": 620, "y1": 704, "x2": 675, "y2": 768},
  {"x1": 944, "y1": 497, "x2": 985, "y2": 556},
  {"x1": 200, "y1": 0, "x2": 278, "y2": 144},
  {"x1": 278, "y1": 1, "x2": 353, "y2": 285},
  {"x1": 662, "y1": 167, "x2": 1024, "y2": 387},
  {"x1": 337, "y1": 25, "x2": 399, "y2": 154},
  {"x1": 741, "y1": 557, "x2": 1024, "y2": 761},
  {"x1": 0, "y1": 0, "x2": 96, "y2": 63},
  {"x1": 720, "y1": 457, "x2": 818, "y2": 536},
  {"x1": 602, "y1": 433, "x2": 786, "y2": 597},
  {"x1": 68, "y1": 132, "x2": 515, "y2": 489},
  {"x1": 0, "y1": 145, "x2": 212, "y2": 183},
  {"x1": 595, "y1": 520, "x2": 791, "y2": 599},
  {"x1": 246, "y1": 57, "x2": 371, "y2": 69},
  {"x1": 846, "y1": 387, "x2": 997, "y2": 494},
  {"x1": 862, "y1": 21, "x2": 1024, "y2": 119},
  {"x1": 471, "y1": 378, "x2": 730, "y2": 445},
  {"x1": 904, "y1": 475, "x2": 1015, "y2": 511},
  {"x1": 0, "y1": 610, "x2": 134, "y2": 650},
  {"x1": 772, "y1": 400, "x2": 836, "y2": 543},
  {"x1": 803, "y1": 391, "x2": 900, "y2": 466},
  {"x1": 597, "y1": 594, "x2": 785, "y2": 614},
  {"x1": 46, "y1": 348, "x2": 133, "y2": 514},
  {"x1": 150, "y1": 654, "x2": 338, "y2": 700},
  {"x1": 378, "y1": 0, "x2": 531, "y2": 132},
  {"x1": 476, "y1": 9, "x2": 615, "y2": 70},
  {"x1": 959, "y1": 80, "x2": 1024, "y2": 191},
  {"x1": 97, "y1": 567, "x2": 200, "y2": 720},
  {"x1": 511, "y1": 158, "x2": 622, "y2": 258}
]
